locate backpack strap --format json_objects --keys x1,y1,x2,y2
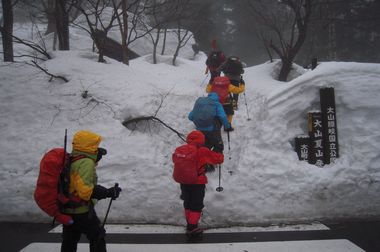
[
  {"x1": 58, "y1": 154, "x2": 88, "y2": 209},
  {"x1": 71, "y1": 154, "x2": 87, "y2": 163}
]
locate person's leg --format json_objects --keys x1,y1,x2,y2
[
  {"x1": 187, "y1": 184, "x2": 205, "y2": 233},
  {"x1": 84, "y1": 209, "x2": 106, "y2": 252},
  {"x1": 223, "y1": 104, "x2": 235, "y2": 130},
  {"x1": 227, "y1": 114, "x2": 233, "y2": 123},
  {"x1": 67, "y1": 210, "x2": 106, "y2": 252},
  {"x1": 61, "y1": 220, "x2": 82, "y2": 252},
  {"x1": 181, "y1": 184, "x2": 191, "y2": 224},
  {"x1": 229, "y1": 79, "x2": 240, "y2": 111}
]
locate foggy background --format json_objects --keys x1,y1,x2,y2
[
  {"x1": 182, "y1": 0, "x2": 380, "y2": 67},
  {"x1": 4, "y1": 0, "x2": 380, "y2": 67}
]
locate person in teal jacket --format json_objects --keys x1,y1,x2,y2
[
  {"x1": 188, "y1": 92, "x2": 231, "y2": 153},
  {"x1": 61, "y1": 130, "x2": 121, "y2": 252}
]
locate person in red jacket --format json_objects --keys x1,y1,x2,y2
[{"x1": 172, "y1": 130, "x2": 224, "y2": 239}]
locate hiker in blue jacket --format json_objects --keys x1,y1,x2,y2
[{"x1": 188, "y1": 92, "x2": 231, "y2": 153}]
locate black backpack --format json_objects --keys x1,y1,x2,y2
[
  {"x1": 207, "y1": 51, "x2": 223, "y2": 67},
  {"x1": 223, "y1": 56, "x2": 244, "y2": 75}
]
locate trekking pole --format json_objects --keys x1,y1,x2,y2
[
  {"x1": 243, "y1": 92, "x2": 251, "y2": 121},
  {"x1": 53, "y1": 129, "x2": 68, "y2": 227},
  {"x1": 227, "y1": 131, "x2": 231, "y2": 160},
  {"x1": 102, "y1": 183, "x2": 119, "y2": 228},
  {"x1": 216, "y1": 165, "x2": 224, "y2": 192},
  {"x1": 199, "y1": 73, "x2": 209, "y2": 87}
]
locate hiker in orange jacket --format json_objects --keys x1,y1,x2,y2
[{"x1": 206, "y1": 76, "x2": 245, "y2": 131}]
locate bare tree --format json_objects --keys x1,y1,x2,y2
[
  {"x1": 170, "y1": 0, "x2": 199, "y2": 65},
  {"x1": 74, "y1": 0, "x2": 151, "y2": 64},
  {"x1": 55, "y1": 0, "x2": 70, "y2": 50},
  {"x1": 74, "y1": 0, "x2": 123, "y2": 62},
  {"x1": 1, "y1": 0, "x2": 16, "y2": 62},
  {"x1": 120, "y1": 0, "x2": 129, "y2": 63},
  {"x1": 18, "y1": 0, "x2": 83, "y2": 51},
  {"x1": 172, "y1": 26, "x2": 192, "y2": 65},
  {"x1": 145, "y1": 0, "x2": 178, "y2": 64},
  {"x1": 247, "y1": 0, "x2": 312, "y2": 81}
]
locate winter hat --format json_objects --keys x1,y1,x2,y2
[
  {"x1": 72, "y1": 130, "x2": 102, "y2": 154},
  {"x1": 186, "y1": 130, "x2": 205, "y2": 147}
]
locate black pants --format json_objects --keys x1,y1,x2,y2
[
  {"x1": 180, "y1": 184, "x2": 205, "y2": 212},
  {"x1": 202, "y1": 130, "x2": 224, "y2": 153},
  {"x1": 61, "y1": 209, "x2": 106, "y2": 252},
  {"x1": 223, "y1": 103, "x2": 234, "y2": 116}
]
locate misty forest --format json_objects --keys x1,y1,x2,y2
[{"x1": 1, "y1": 0, "x2": 380, "y2": 82}]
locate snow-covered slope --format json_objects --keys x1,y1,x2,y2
[{"x1": 1, "y1": 22, "x2": 380, "y2": 227}]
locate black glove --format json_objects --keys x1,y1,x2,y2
[
  {"x1": 91, "y1": 185, "x2": 108, "y2": 200},
  {"x1": 204, "y1": 164, "x2": 215, "y2": 173},
  {"x1": 107, "y1": 185, "x2": 121, "y2": 200},
  {"x1": 92, "y1": 184, "x2": 121, "y2": 200}
]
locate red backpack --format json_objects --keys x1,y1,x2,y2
[
  {"x1": 34, "y1": 148, "x2": 73, "y2": 225},
  {"x1": 211, "y1": 76, "x2": 230, "y2": 103},
  {"x1": 172, "y1": 144, "x2": 199, "y2": 184}
]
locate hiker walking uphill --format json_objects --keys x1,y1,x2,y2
[
  {"x1": 206, "y1": 76, "x2": 245, "y2": 131},
  {"x1": 220, "y1": 56, "x2": 245, "y2": 111},
  {"x1": 60, "y1": 130, "x2": 121, "y2": 252},
  {"x1": 172, "y1": 130, "x2": 224, "y2": 239},
  {"x1": 188, "y1": 92, "x2": 231, "y2": 153},
  {"x1": 205, "y1": 39, "x2": 226, "y2": 83}
]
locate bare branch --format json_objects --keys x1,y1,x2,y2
[
  {"x1": 1, "y1": 27, "x2": 52, "y2": 60},
  {"x1": 31, "y1": 60, "x2": 69, "y2": 82},
  {"x1": 123, "y1": 116, "x2": 186, "y2": 142}
]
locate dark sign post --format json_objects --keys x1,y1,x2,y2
[
  {"x1": 320, "y1": 87, "x2": 339, "y2": 164},
  {"x1": 308, "y1": 111, "x2": 324, "y2": 167},
  {"x1": 295, "y1": 135, "x2": 310, "y2": 161}
]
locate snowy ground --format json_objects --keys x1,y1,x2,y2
[{"x1": 1, "y1": 22, "x2": 380, "y2": 227}]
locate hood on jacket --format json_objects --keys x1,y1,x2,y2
[
  {"x1": 186, "y1": 130, "x2": 205, "y2": 147},
  {"x1": 72, "y1": 130, "x2": 102, "y2": 154},
  {"x1": 208, "y1": 92, "x2": 220, "y2": 102}
]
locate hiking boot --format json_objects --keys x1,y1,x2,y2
[{"x1": 186, "y1": 226, "x2": 203, "y2": 240}]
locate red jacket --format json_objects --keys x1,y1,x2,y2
[{"x1": 186, "y1": 131, "x2": 224, "y2": 184}]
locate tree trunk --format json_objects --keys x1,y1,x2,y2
[
  {"x1": 1, "y1": 0, "x2": 14, "y2": 62},
  {"x1": 172, "y1": 43, "x2": 180, "y2": 66},
  {"x1": 327, "y1": 3, "x2": 337, "y2": 60},
  {"x1": 161, "y1": 29, "x2": 167, "y2": 55},
  {"x1": 45, "y1": 0, "x2": 56, "y2": 35},
  {"x1": 53, "y1": 31, "x2": 58, "y2": 51},
  {"x1": 278, "y1": 58, "x2": 292, "y2": 82},
  {"x1": 121, "y1": 0, "x2": 129, "y2": 65},
  {"x1": 55, "y1": 0, "x2": 70, "y2": 50},
  {"x1": 153, "y1": 28, "x2": 160, "y2": 64}
]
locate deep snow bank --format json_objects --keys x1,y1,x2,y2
[{"x1": 0, "y1": 52, "x2": 380, "y2": 226}]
